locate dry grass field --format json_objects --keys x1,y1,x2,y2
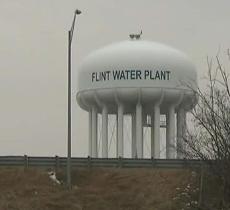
[{"x1": 0, "y1": 167, "x2": 199, "y2": 210}]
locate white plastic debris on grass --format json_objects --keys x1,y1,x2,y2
[
  {"x1": 186, "y1": 202, "x2": 191, "y2": 207},
  {"x1": 48, "y1": 171, "x2": 61, "y2": 185},
  {"x1": 191, "y1": 200, "x2": 198, "y2": 205},
  {"x1": 181, "y1": 192, "x2": 189, "y2": 197},
  {"x1": 191, "y1": 171, "x2": 196, "y2": 177}
]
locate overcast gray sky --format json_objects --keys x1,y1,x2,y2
[{"x1": 0, "y1": 0, "x2": 230, "y2": 157}]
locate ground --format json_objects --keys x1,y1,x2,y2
[{"x1": 0, "y1": 167, "x2": 200, "y2": 210}]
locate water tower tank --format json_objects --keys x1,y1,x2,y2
[{"x1": 77, "y1": 40, "x2": 197, "y2": 159}]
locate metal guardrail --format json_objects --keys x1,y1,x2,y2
[{"x1": 0, "y1": 156, "x2": 203, "y2": 169}]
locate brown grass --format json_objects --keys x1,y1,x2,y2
[{"x1": 0, "y1": 167, "x2": 199, "y2": 210}]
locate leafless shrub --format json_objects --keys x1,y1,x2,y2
[{"x1": 182, "y1": 53, "x2": 230, "y2": 209}]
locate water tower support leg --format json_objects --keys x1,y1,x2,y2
[
  {"x1": 166, "y1": 106, "x2": 176, "y2": 159},
  {"x1": 117, "y1": 104, "x2": 124, "y2": 157},
  {"x1": 89, "y1": 110, "x2": 92, "y2": 157},
  {"x1": 131, "y1": 113, "x2": 136, "y2": 158},
  {"x1": 177, "y1": 108, "x2": 185, "y2": 159},
  {"x1": 136, "y1": 103, "x2": 143, "y2": 158},
  {"x1": 92, "y1": 106, "x2": 98, "y2": 158},
  {"x1": 151, "y1": 105, "x2": 161, "y2": 158},
  {"x1": 102, "y1": 106, "x2": 108, "y2": 158}
]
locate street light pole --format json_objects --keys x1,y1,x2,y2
[{"x1": 67, "y1": 9, "x2": 81, "y2": 190}]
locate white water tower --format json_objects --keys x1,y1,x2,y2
[{"x1": 76, "y1": 39, "x2": 197, "y2": 159}]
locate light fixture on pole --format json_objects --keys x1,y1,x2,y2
[{"x1": 67, "y1": 8, "x2": 81, "y2": 190}]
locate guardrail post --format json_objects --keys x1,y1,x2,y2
[
  {"x1": 151, "y1": 157, "x2": 155, "y2": 167},
  {"x1": 118, "y1": 156, "x2": 123, "y2": 168},
  {"x1": 87, "y1": 156, "x2": 91, "y2": 168},
  {"x1": 24, "y1": 155, "x2": 29, "y2": 170},
  {"x1": 55, "y1": 155, "x2": 60, "y2": 172},
  {"x1": 183, "y1": 158, "x2": 188, "y2": 168}
]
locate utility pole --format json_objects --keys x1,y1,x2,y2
[{"x1": 67, "y1": 9, "x2": 81, "y2": 190}]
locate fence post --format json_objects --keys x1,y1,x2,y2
[
  {"x1": 151, "y1": 157, "x2": 155, "y2": 167},
  {"x1": 87, "y1": 156, "x2": 91, "y2": 168},
  {"x1": 24, "y1": 155, "x2": 28, "y2": 170},
  {"x1": 55, "y1": 155, "x2": 60, "y2": 172},
  {"x1": 118, "y1": 156, "x2": 123, "y2": 168}
]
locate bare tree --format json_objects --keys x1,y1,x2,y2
[{"x1": 183, "y1": 52, "x2": 230, "y2": 209}]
